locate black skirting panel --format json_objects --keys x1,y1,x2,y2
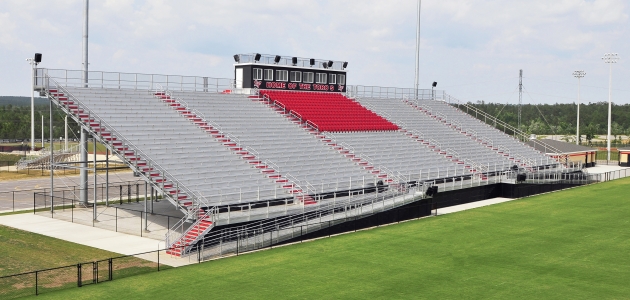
[{"x1": 280, "y1": 181, "x2": 586, "y2": 243}]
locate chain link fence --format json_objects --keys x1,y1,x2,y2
[
  {"x1": 0, "y1": 181, "x2": 146, "y2": 213},
  {"x1": 33, "y1": 189, "x2": 180, "y2": 240},
  {"x1": 0, "y1": 251, "x2": 166, "y2": 299}
]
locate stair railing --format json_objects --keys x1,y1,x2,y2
[
  {"x1": 44, "y1": 77, "x2": 210, "y2": 211},
  {"x1": 497, "y1": 145, "x2": 510, "y2": 156},
  {"x1": 438, "y1": 93, "x2": 567, "y2": 164},
  {"x1": 409, "y1": 129, "x2": 424, "y2": 141},
  {"x1": 44, "y1": 77, "x2": 217, "y2": 252},
  {"x1": 169, "y1": 206, "x2": 219, "y2": 256},
  {"x1": 199, "y1": 185, "x2": 406, "y2": 257},
  {"x1": 155, "y1": 86, "x2": 248, "y2": 157}
]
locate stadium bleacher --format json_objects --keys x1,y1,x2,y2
[{"x1": 40, "y1": 68, "x2": 562, "y2": 257}]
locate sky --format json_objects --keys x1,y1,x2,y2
[{"x1": 1, "y1": 0, "x2": 628, "y2": 105}]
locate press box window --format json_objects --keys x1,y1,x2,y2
[
  {"x1": 329, "y1": 74, "x2": 337, "y2": 84},
  {"x1": 316, "y1": 73, "x2": 327, "y2": 84},
  {"x1": 253, "y1": 68, "x2": 263, "y2": 80},
  {"x1": 290, "y1": 71, "x2": 302, "y2": 82},
  {"x1": 276, "y1": 70, "x2": 288, "y2": 82},
  {"x1": 304, "y1": 72, "x2": 314, "y2": 83},
  {"x1": 264, "y1": 69, "x2": 273, "y2": 81},
  {"x1": 339, "y1": 74, "x2": 346, "y2": 85}
]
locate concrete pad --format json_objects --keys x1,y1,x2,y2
[
  {"x1": 436, "y1": 197, "x2": 514, "y2": 215},
  {"x1": 586, "y1": 165, "x2": 630, "y2": 174},
  {"x1": 0, "y1": 213, "x2": 191, "y2": 267}
]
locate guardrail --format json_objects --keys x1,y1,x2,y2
[{"x1": 35, "y1": 68, "x2": 234, "y2": 93}]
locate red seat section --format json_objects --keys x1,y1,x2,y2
[{"x1": 261, "y1": 90, "x2": 398, "y2": 132}]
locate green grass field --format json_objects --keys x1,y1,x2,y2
[
  {"x1": 0, "y1": 225, "x2": 124, "y2": 277},
  {"x1": 25, "y1": 177, "x2": 630, "y2": 299},
  {"x1": 0, "y1": 153, "x2": 24, "y2": 166}
]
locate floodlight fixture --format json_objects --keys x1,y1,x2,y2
[
  {"x1": 573, "y1": 70, "x2": 586, "y2": 145},
  {"x1": 602, "y1": 53, "x2": 620, "y2": 161}
]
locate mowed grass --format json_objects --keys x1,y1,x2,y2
[
  {"x1": 0, "y1": 153, "x2": 24, "y2": 165},
  {"x1": 0, "y1": 225, "x2": 123, "y2": 277},
  {"x1": 33, "y1": 178, "x2": 630, "y2": 299}
]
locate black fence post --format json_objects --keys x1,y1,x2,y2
[
  {"x1": 119, "y1": 185, "x2": 122, "y2": 205},
  {"x1": 77, "y1": 263, "x2": 82, "y2": 287},
  {"x1": 93, "y1": 262, "x2": 97, "y2": 284},
  {"x1": 108, "y1": 258, "x2": 113, "y2": 280},
  {"x1": 35, "y1": 271, "x2": 38, "y2": 296},
  {"x1": 157, "y1": 250, "x2": 160, "y2": 272}
]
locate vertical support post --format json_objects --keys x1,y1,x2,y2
[
  {"x1": 93, "y1": 137, "x2": 97, "y2": 221},
  {"x1": 41, "y1": 115, "x2": 44, "y2": 149},
  {"x1": 150, "y1": 186, "x2": 154, "y2": 214},
  {"x1": 144, "y1": 182, "x2": 148, "y2": 232},
  {"x1": 49, "y1": 93, "x2": 54, "y2": 214},
  {"x1": 105, "y1": 148, "x2": 109, "y2": 206},
  {"x1": 64, "y1": 116, "x2": 68, "y2": 151}
]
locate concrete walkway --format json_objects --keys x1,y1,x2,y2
[
  {"x1": 436, "y1": 197, "x2": 515, "y2": 215},
  {"x1": 0, "y1": 213, "x2": 192, "y2": 267}
]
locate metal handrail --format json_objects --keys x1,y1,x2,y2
[
  {"x1": 37, "y1": 68, "x2": 234, "y2": 93},
  {"x1": 43, "y1": 76, "x2": 209, "y2": 210},
  {"x1": 201, "y1": 185, "x2": 407, "y2": 252},
  {"x1": 42, "y1": 74, "x2": 217, "y2": 250},
  {"x1": 439, "y1": 92, "x2": 566, "y2": 162}
]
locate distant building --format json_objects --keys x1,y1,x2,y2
[
  {"x1": 527, "y1": 139, "x2": 596, "y2": 168},
  {"x1": 619, "y1": 149, "x2": 630, "y2": 167}
]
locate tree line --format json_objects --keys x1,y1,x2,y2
[
  {"x1": 466, "y1": 101, "x2": 630, "y2": 144},
  {"x1": 0, "y1": 104, "x2": 80, "y2": 141},
  {"x1": 1, "y1": 100, "x2": 629, "y2": 145}
]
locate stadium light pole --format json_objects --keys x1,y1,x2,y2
[
  {"x1": 602, "y1": 53, "x2": 619, "y2": 162},
  {"x1": 572, "y1": 70, "x2": 585, "y2": 145},
  {"x1": 26, "y1": 56, "x2": 40, "y2": 152},
  {"x1": 413, "y1": 0, "x2": 421, "y2": 99},
  {"x1": 80, "y1": 0, "x2": 90, "y2": 205}
]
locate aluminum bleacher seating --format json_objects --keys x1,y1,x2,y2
[
  {"x1": 64, "y1": 87, "x2": 284, "y2": 206},
  {"x1": 417, "y1": 99, "x2": 551, "y2": 166},
  {"x1": 261, "y1": 90, "x2": 398, "y2": 132},
  {"x1": 170, "y1": 91, "x2": 378, "y2": 193},
  {"x1": 353, "y1": 97, "x2": 549, "y2": 171}
]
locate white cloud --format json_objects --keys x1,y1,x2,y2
[{"x1": 0, "y1": 0, "x2": 627, "y2": 106}]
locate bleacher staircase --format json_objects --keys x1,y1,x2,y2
[{"x1": 41, "y1": 79, "x2": 220, "y2": 257}]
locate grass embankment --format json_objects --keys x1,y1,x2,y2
[
  {"x1": 0, "y1": 153, "x2": 24, "y2": 166},
  {"x1": 0, "y1": 167, "x2": 130, "y2": 181},
  {"x1": 32, "y1": 177, "x2": 630, "y2": 299},
  {"x1": 0, "y1": 225, "x2": 123, "y2": 277}
]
